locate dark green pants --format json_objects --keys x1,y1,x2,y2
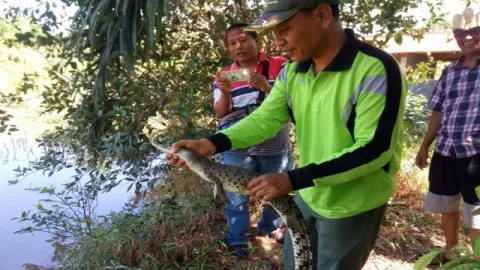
[{"x1": 284, "y1": 194, "x2": 387, "y2": 270}]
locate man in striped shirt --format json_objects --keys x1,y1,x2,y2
[
  {"x1": 213, "y1": 23, "x2": 293, "y2": 259},
  {"x1": 416, "y1": 8, "x2": 480, "y2": 264}
]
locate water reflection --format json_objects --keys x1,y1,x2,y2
[
  {"x1": 0, "y1": 133, "x2": 134, "y2": 270},
  {"x1": 0, "y1": 133, "x2": 35, "y2": 164}
]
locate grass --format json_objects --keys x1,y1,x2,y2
[
  {"x1": 55, "y1": 170, "x2": 285, "y2": 270},
  {"x1": 52, "y1": 163, "x2": 472, "y2": 270},
  {"x1": 374, "y1": 178, "x2": 450, "y2": 263},
  {"x1": 366, "y1": 175, "x2": 470, "y2": 270},
  {"x1": 75, "y1": 191, "x2": 231, "y2": 269}
]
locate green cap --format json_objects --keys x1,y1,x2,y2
[{"x1": 245, "y1": 0, "x2": 341, "y2": 31}]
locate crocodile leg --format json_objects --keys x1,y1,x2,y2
[{"x1": 205, "y1": 170, "x2": 227, "y2": 202}]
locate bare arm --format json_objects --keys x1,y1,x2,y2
[
  {"x1": 421, "y1": 110, "x2": 442, "y2": 150},
  {"x1": 415, "y1": 110, "x2": 442, "y2": 169},
  {"x1": 214, "y1": 77, "x2": 232, "y2": 118},
  {"x1": 214, "y1": 92, "x2": 232, "y2": 118},
  {"x1": 248, "y1": 72, "x2": 273, "y2": 94}
]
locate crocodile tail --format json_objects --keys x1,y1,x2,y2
[
  {"x1": 287, "y1": 226, "x2": 312, "y2": 270},
  {"x1": 270, "y1": 196, "x2": 313, "y2": 270}
]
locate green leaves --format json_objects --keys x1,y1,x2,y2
[
  {"x1": 393, "y1": 32, "x2": 403, "y2": 45},
  {"x1": 413, "y1": 242, "x2": 480, "y2": 269},
  {"x1": 37, "y1": 203, "x2": 45, "y2": 211},
  {"x1": 341, "y1": 0, "x2": 445, "y2": 48},
  {"x1": 146, "y1": 0, "x2": 157, "y2": 51},
  {"x1": 474, "y1": 234, "x2": 480, "y2": 258},
  {"x1": 79, "y1": 0, "x2": 166, "y2": 71},
  {"x1": 465, "y1": 0, "x2": 480, "y2": 7},
  {"x1": 0, "y1": 92, "x2": 23, "y2": 134},
  {"x1": 414, "y1": 247, "x2": 444, "y2": 270}
]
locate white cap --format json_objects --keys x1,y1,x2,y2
[{"x1": 453, "y1": 7, "x2": 480, "y2": 29}]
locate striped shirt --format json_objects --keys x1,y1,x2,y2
[
  {"x1": 428, "y1": 55, "x2": 480, "y2": 158},
  {"x1": 213, "y1": 53, "x2": 291, "y2": 156}
]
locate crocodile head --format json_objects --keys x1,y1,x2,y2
[
  {"x1": 174, "y1": 148, "x2": 205, "y2": 167},
  {"x1": 150, "y1": 141, "x2": 211, "y2": 180}
]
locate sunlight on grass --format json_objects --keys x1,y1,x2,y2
[{"x1": 258, "y1": 237, "x2": 273, "y2": 252}]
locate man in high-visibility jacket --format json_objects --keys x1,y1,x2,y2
[{"x1": 167, "y1": 0, "x2": 407, "y2": 269}]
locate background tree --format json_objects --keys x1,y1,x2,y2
[{"x1": 4, "y1": 0, "x2": 445, "y2": 172}]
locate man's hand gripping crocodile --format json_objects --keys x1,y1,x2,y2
[{"x1": 150, "y1": 139, "x2": 312, "y2": 270}]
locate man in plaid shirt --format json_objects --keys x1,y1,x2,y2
[{"x1": 416, "y1": 8, "x2": 480, "y2": 264}]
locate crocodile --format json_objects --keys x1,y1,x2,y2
[{"x1": 150, "y1": 140, "x2": 312, "y2": 270}]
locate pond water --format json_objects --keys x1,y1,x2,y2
[{"x1": 0, "y1": 132, "x2": 137, "y2": 270}]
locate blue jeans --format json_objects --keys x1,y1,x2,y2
[{"x1": 223, "y1": 152, "x2": 294, "y2": 246}]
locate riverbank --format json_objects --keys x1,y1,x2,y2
[{"x1": 51, "y1": 169, "x2": 466, "y2": 270}]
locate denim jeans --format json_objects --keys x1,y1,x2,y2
[{"x1": 223, "y1": 152, "x2": 294, "y2": 246}]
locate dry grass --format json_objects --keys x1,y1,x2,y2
[
  {"x1": 117, "y1": 204, "x2": 232, "y2": 268},
  {"x1": 83, "y1": 169, "x2": 285, "y2": 270},
  {"x1": 366, "y1": 176, "x2": 469, "y2": 270},
  {"x1": 75, "y1": 169, "x2": 471, "y2": 270}
]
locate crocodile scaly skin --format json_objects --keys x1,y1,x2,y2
[{"x1": 151, "y1": 141, "x2": 313, "y2": 270}]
